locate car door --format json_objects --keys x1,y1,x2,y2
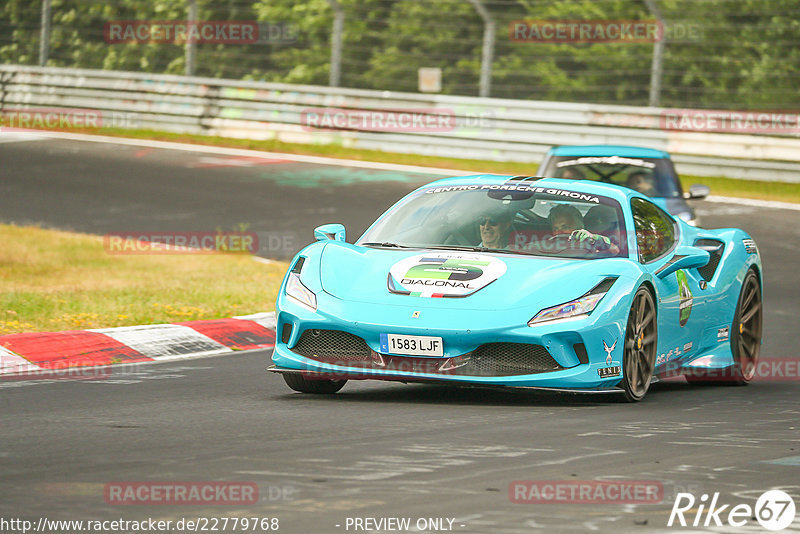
[{"x1": 631, "y1": 198, "x2": 705, "y2": 372}]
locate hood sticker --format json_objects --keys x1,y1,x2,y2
[{"x1": 389, "y1": 253, "x2": 507, "y2": 298}]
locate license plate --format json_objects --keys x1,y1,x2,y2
[{"x1": 380, "y1": 333, "x2": 443, "y2": 357}]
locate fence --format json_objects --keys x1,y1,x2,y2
[
  {"x1": 5, "y1": 1, "x2": 800, "y2": 111},
  {"x1": 2, "y1": 65, "x2": 800, "y2": 182}
]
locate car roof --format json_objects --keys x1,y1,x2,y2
[
  {"x1": 548, "y1": 145, "x2": 670, "y2": 159},
  {"x1": 417, "y1": 174, "x2": 647, "y2": 206}
]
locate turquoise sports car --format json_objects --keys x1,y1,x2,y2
[
  {"x1": 539, "y1": 145, "x2": 709, "y2": 226},
  {"x1": 269, "y1": 176, "x2": 762, "y2": 402}
]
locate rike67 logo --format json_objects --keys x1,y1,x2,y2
[
  {"x1": 389, "y1": 253, "x2": 507, "y2": 298},
  {"x1": 668, "y1": 490, "x2": 796, "y2": 531}
]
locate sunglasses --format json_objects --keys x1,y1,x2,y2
[{"x1": 479, "y1": 216, "x2": 503, "y2": 226}]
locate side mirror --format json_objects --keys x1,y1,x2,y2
[
  {"x1": 656, "y1": 246, "x2": 710, "y2": 279},
  {"x1": 684, "y1": 184, "x2": 710, "y2": 200},
  {"x1": 314, "y1": 223, "x2": 346, "y2": 242}
]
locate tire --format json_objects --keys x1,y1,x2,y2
[
  {"x1": 282, "y1": 372, "x2": 347, "y2": 394},
  {"x1": 621, "y1": 287, "x2": 658, "y2": 402},
  {"x1": 687, "y1": 269, "x2": 762, "y2": 386}
]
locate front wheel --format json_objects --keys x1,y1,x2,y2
[
  {"x1": 621, "y1": 287, "x2": 658, "y2": 402},
  {"x1": 282, "y1": 372, "x2": 347, "y2": 394}
]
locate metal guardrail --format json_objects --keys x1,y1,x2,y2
[{"x1": 2, "y1": 65, "x2": 799, "y2": 182}]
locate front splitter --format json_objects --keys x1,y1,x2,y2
[{"x1": 267, "y1": 366, "x2": 624, "y2": 395}]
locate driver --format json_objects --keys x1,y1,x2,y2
[
  {"x1": 549, "y1": 204, "x2": 619, "y2": 254},
  {"x1": 478, "y1": 210, "x2": 512, "y2": 249},
  {"x1": 560, "y1": 167, "x2": 585, "y2": 180},
  {"x1": 627, "y1": 171, "x2": 657, "y2": 197}
]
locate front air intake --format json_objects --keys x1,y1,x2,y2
[{"x1": 469, "y1": 343, "x2": 563, "y2": 376}]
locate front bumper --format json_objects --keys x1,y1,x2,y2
[{"x1": 271, "y1": 290, "x2": 627, "y2": 390}]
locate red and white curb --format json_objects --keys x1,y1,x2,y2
[{"x1": 0, "y1": 312, "x2": 276, "y2": 377}]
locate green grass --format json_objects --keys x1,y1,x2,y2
[
  {"x1": 679, "y1": 175, "x2": 800, "y2": 203},
  {"x1": 74, "y1": 126, "x2": 800, "y2": 204},
  {"x1": 0, "y1": 224, "x2": 288, "y2": 334}
]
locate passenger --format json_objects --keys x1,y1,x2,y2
[
  {"x1": 549, "y1": 204, "x2": 620, "y2": 254},
  {"x1": 584, "y1": 205, "x2": 619, "y2": 237}
]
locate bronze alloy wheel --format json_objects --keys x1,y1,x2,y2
[
  {"x1": 730, "y1": 269, "x2": 763, "y2": 384},
  {"x1": 622, "y1": 287, "x2": 658, "y2": 402}
]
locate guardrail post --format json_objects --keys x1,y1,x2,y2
[
  {"x1": 199, "y1": 84, "x2": 219, "y2": 134},
  {"x1": 39, "y1": 0, "x2": 52, "y2": 66},
  {"x1": 185, "y1": 0, "x2": 197, "y2": 76},
  {"x1": 467, "y1": 0, "x2": 495, "y2": 98},
  {"x1": 0, "y1": 71, "x2": 10, "y2": 115},
  {"x1": 328, "y1": 0, "x2": 344, "y2": 86},
  {"x1": 644, "y1": 0, "x2": 665, "y2": 107}
]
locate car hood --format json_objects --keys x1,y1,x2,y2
[{"x1": 319, "y1": 243, "x2": 631, "y2": 311}]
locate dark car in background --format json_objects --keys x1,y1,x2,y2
[{"x1": 539, "y1": 145, "x2": 709, "y2": 226}]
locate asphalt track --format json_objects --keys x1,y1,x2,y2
[{"x1": 1, "y1": 135, "x2": 799, "y2": 533}]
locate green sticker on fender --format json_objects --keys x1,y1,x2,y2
[{"x1": 677, "y1": 269, "x2": 693, "y2": 327}]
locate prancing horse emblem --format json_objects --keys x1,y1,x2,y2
[{"x1": 603, "y1": 339, "x2": 617, "y2": 365}]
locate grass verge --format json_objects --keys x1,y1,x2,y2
[
  {"x1": 61, "y1": 126, "x2": 800, "y2": 204},
  {"x1": 0, "y1": 224, "x2": 288, "y2": 335},
  {"x1": 680, "y1": 175, "x2": 800, "y2": 203}
]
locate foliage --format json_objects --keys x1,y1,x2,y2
[{"x1": 2, "y1": 0, "x2": 799, "y2": 108}]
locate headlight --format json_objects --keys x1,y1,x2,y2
[
  {"x1": 285, "y1": 272, "x2": 317, "y2": 311},
  {"x1": 528, "y1": 277, "x2": 616, "y2": 326}
]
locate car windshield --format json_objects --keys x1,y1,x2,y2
[
  {"x1": 359, "y1": 184, "x2": 628, "y2": 259},
  {"x1": 541, "y1": 155, "x2": 682, "y2": 198}
]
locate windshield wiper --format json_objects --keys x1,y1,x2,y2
[
  {"x1": 424, "y1": 245, "x2": 541, "y2": 256},
  {"x1": 360, "y1": 242, "x2": 409, "y2": 248},
  {"x1": 424, "y1": 245, "x2": 491, "y2": 253},
  {"x1": 361, "y1": 243, "x2": 542, "y2": 257}
]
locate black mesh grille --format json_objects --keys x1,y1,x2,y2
[
  {"x1": 469, "y1": 343, "x2": 562, "y2": 376},
  {"x1": 292, "y1": 329, "x2": 371, "y2": 361},
  {"x1": 695, "y1": 239, "x2": 724, "y2": 282},
  {"x1": 291, "y1": 331, "x2": 563, "y2": 377}
]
